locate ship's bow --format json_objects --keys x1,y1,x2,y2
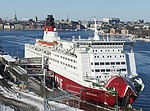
[{"x1": 105, "y1": 76, "x2": 144, "y2": 106}]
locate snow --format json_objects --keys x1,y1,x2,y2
[
  {"x1": 0, "y1": 75, "x2": 3, "y2": 79},
  {"x1": 0, "y1": 104, "x2": 15, "y2": 111},
  {"x1": 2, "y1": 55, "x2": 16, "y2": 62},
  {"x1": 0, "y1": 81, "x2": 84, "y2": 111}
]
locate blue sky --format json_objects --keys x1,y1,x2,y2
[{"x1": 0, "y1": 0, "x2": 150, "y2": 21}]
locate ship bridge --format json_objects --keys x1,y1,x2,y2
[{"x1": 74, "y1": 40, "x2": 133, "y2": 48}]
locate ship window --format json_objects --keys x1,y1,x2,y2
[
  {"x1": 101, "y1": 50, "x2": 103, "y2": 52},
  {"x1": 100, "y1": 62, "x2": 104, "y2": 65},
  {"x1": 95, "y1": 56, "x2": 96, "y2": 58},
  {"x1": 101, "y1": 69, "x2": 105, "y2": 72},
  {"x1": 106, "y1": 69, "x2": 110, "y2": 72},
  {"x1": 91, "y1": 62, "x2": 93, "y2": 65},
  {"x1": 116, "y1": 62, "x2": 120, "y2": 65},
  {"x1": 92, "y1": 69, "x2": 94, "y2": 72},
  {"x1": 103, "y1": 56, "x2": 104, "y2": 58},
  {"x1": 122, "y1": 69, "x2": 126, "y2": 71},
  {"x1": 107, "y1": 56, "x2": 109, "y2": 58},
  {"x1": 95, "y1": 62, "x2": 99, "y2": 65},
  {"x1": 97, "y1": 56, "x2": 99, "y2": 58},
  {"x1": 121, "y1": 62, "x2": 125, "y2": 65},
  {"x1": 99, "y1": 76, "x2": 101, "y2": 78},
  {"x1": 111, "y1": 62, "x2": 115, "y2": 65},
  {"x1": 93, "y1": 50, "x2": 94, "y2": 52},
  {"x1": 117, "y1": 69, "x2": 121, "y2": 72},
  {"x1": 110, "y1": 56, "x2": 112, "y2": 58},
  {"x1": 95, "y1": 69, "x2": 100, "y2": 72},
  {"x1": 106, "y1": 62, "x2": 110, "y2": 65}
]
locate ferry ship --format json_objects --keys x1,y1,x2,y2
[{"x1": 25, "y1": 15, "x2": 144, "y2": 107}]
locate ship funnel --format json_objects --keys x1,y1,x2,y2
[
  {"x1": 43, "y1": 15, "x2": 60, "y2": 42},
  {"x1": 44, "y1": 15, "x2": 55, "y2": 32},
  {"x1": 93, "y1": 18, "x2": 100, "y2": 40}
]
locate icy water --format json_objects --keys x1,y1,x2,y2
[{"x1": 0, "y1": 30, "x2": 149, "y2": 111}]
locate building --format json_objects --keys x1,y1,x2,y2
[
  {"x1": 14, "y1": 24, "x2": 24, "y2": 30},
  {"x1": 103, "y1": 18, "x2": 120, "y2": 23},
  {"x1": 0, "y1": 18, "x2": 3, "y2": 23},
  {"x1": 0, "y1": 23, "x2": 4, "y2": 29},
  {"x1": 110, "y1": 28, "x2": 115, "y2": 34},
  {"x1": 121, "y1": 29, "x2": 129, "y2": 34},
  {"x1": 4, "y1": 23, "x2": 11, "y2": 29}
]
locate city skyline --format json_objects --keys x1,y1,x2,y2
[{"x1": 0, "y1": 0, "x2": 150, "y2": 21}]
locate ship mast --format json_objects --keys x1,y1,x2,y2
[{"x1": 93, "y1": 18, "x2": 100, "y2": 40}]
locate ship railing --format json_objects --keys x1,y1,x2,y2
[{"x1": 65, "y1": 84, "x2": 83, "y2": 103}]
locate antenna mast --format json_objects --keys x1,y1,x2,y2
[{"x1": 93, "y1": 18, "x2": 100, "y2": 40}]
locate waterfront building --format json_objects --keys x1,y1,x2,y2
[
  {"x1": 0, "y1": 23, "x2": 4, "y2": 29},
  {"x1": 4, "y1": 23, "x2": 11, "y2": 29},
  {"x1": 121, "y1": 29, "x2": 129, "y2": 34},
  {"x1": 110, "y1": 28, "x2": 116, "y2": 34},
  {"x1": 103, "y1": 18, "x2": 120, "y2": 23},
  {"x1": 14, "y1": 24, "x2": 24, "y2": 30}
]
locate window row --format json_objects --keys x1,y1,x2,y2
[
  {"x1": 92, "y1": 68, "x2": 126, "y2": 72},
  {"x1": 49, "y1": 57, "x2": 59, "y2": 63},
  {"x1": 53, "y1": 53, "x2": 59, "y2": 57},
  {"x1": 60, "y1": 61, "x2": 77, "y2": 69},
  {"x1": 93, "y1": 49, "x2": 122, "y2": 52},
  {"x1": 60, "y1": 56, "x2": 77, "y2": 63},
  {"x1": 94, "y1": 55, "x2": 124, "y2": 58},
  {"x1": 96, "y1": 76, "x2": 109, "y2": 78},
  {"x1": 96, "y1": 74, "x2": 128, "y2": 79},
  {"x1": 77, "y1": 42, "x2": 125, "y2": 46},
  {"x1": 91, "y1": 61, "x2": 126, "y2": 65}
]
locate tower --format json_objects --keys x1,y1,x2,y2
[
  {"x1": 14, "y1": 11, "x2": 17, "y2": 21},
  {"x1": 35, "y1": 16, "x2": 38, "y2": 22}
]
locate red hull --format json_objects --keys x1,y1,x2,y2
[{"x1": 53, "y1": 71, "x2": 138, "y2": 107}]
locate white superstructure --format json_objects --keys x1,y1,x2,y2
[{"x1": 25, "y1": 32, "x2": 137, "y2": 88}]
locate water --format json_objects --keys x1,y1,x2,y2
[{"x1": 0, "y1": 30, "x2": 149, "y2": 110}]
